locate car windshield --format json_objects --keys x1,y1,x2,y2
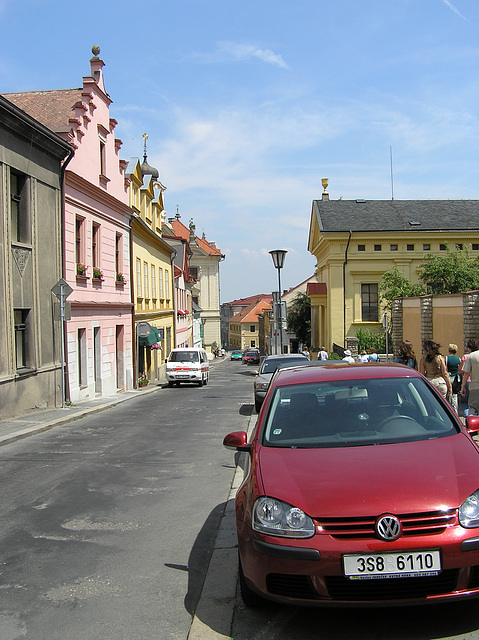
[
  {"x1": 169, "y1": 351, "x2": 199, "y2": 363},
  {"x1": 260, "y1": 357, "x2": 307, "y2": 374},
  {"x1": 262, "y1": 377, "x2": 459, "y2": 448}
]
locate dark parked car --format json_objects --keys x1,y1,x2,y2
[
  {"x1": 224, "y1": 362, "x2": 479, "y2": 607},
  {"x1": 253, "y1": 353, "x2": 308, "y2": 412}
]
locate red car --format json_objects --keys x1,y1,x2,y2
[
  {"x1": 224, "y1": 362, "x2": 479, "y2": 607},
  {"x1": 243, "y1": 350, "x2": 260, "y2": 365}
]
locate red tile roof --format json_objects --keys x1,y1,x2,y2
[
  {"x1": 171, "y1": 219, "x2": 223, "y2": 257},
  {"x1": 3, "y1": 89, "x2": 82, "y2": 134}
]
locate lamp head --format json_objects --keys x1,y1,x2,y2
[{"x1": 269, "y1": 249, "x2": 287, "y2": 270}]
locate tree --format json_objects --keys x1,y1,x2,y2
[
  {"x1": 379, "y1": 266, "x2": 426, "y2": 312},
  {"x1": 419, "y1": 245, "x2": 479, "y2": 294},
  {"x1": 287, "y1": 292, "x2": 311, "y2": 347}
]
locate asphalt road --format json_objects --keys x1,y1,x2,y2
[{"x1": 0, "y1": 358, "x2": 254, "y2": 640}]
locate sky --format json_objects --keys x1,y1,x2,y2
[{"x1": 2, "y1": 0, "x2": 479, "y2": 303}]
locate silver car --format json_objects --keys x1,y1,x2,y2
[{"x1": 253, "y1": 353, "x2": 308, "y2": 411}]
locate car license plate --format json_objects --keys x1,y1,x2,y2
[
  {"x1": 343, "y1": 550, "x2": 441, "y2": 580},
  {"x1": 177, "y1": 375, "x2": 189, "y2": 379}
]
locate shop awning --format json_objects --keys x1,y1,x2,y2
[{"x1": 138, "y1": 326, "x2": 162, "y2": 347}]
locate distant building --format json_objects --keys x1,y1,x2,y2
[
  {"x1": 221, "y1": 294, "x2": 273, "y2": 349},
  {"x1": 0, "y1": 95, "x2": 72, "y2": 418},
  {"x1": 166, "y1": 216, "x2": 224, "y2": 354},
  {"x1": 308, "y1": 186, "x2": 479, "y2": 358},
  {"x1": 229, "y1": 299, "x2": 272, "y2": 352}
]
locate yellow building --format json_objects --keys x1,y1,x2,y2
[
  {"x1": 125, "y1": 155, "x2": 175, "y2": 385},
  {"x1": 229, "y1": 299, "x2": 272, "y2": 352},
  {"x1": 308, "y1": 190, "x2": 479, "y2": 358}
]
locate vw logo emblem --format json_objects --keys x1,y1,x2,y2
[{"x1": 376, "y1": 515, "x2": 401, "y2": 541}]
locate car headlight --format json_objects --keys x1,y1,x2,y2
[
  {"x1": 252, "y1": 496, "x2": 315, "y2": 538},
  {"x1": 459, "y1": 490, "x2": 479, "y2": 528},
  {"x1": 254, "y1": 381, "x2": 269, "y2": 391}
]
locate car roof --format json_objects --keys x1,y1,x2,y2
[
  {"x1": 271, "y1": 362, "x2": 422, "y2": 386},
  {"x1": 264, "y1": 354, "x2": 307, "y2": 360}
]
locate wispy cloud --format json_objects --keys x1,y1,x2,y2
[
  {"x1": 194, "y1": 41, "x2": 289, "y2": 69},
  {"x1": 218, "y1": 42, "x2": 288, "y2": 69},
  {"x1": 440, "y1": 0, "x2": 467, "y2": 20}
]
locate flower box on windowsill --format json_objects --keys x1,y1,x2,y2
[
  {"x1": 76, "y1": 274, "x2": 89, "y2": 283},
  {"x1": 92, "y1": 277, "x2": 103, "y2": 285}
]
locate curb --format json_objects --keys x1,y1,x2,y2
[{"x1": 188, "y1": 412, "x2": 255, "y2": 640}]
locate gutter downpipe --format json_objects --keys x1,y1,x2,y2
[
  {"x1": 343, "y1": 231, "x2": 352, "y2": 350},
  {"x1": 171, "y1": 248, "x2": 178, "y2": 348},
  {"x1": 60, "y1": 147, "x2": 75, "y2": 407},
  {"x1": 129, "y1": 216, "x2": 137, "y2": 388}
]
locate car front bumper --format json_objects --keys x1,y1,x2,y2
[{"x1": 238, "y1": 524, "x2": 479, "y2": 606}]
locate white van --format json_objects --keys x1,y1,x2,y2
[{"x1": 166, "y1": 348, "x2": 210, "y2": 387}]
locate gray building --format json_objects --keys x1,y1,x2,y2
[{"x1": 0, "y1": 95, "x2": 72, "y2": 418}]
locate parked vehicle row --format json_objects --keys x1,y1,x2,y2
[{"x1": 224, "y1": 361, "x2": 479, "y2": 608}]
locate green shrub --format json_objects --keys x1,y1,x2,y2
[{"x1": 356, "y1": 328, "x2": 387, "y2": 354}]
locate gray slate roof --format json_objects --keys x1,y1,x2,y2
[{"x1": 313, "y1": 199, "x2": 479, "y2": 233}]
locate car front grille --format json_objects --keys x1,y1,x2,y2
[
  {"x1": 325, "y1": 570, "x2": 459, "y2": 601},
  {"x1": 315, "y1": 509, "x2": 457, "y2": 539}
]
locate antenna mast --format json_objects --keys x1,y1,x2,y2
[{"x1": 390, "y1": 146, "x2": 394, "y2": 200}]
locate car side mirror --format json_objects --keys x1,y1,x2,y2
[
  {"x1": 223, "y1": 431, "x2": 251, "y2": 452},
  {"x1": 466, "y1": 416, "x2": 479, "y2": 436},
  {"x1": 252, "y1": 369, "x2": 259, "y2": 376}
]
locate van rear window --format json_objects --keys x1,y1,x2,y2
[{"x1": 169, "y1": 351, "x2": 199, "y2": 363}]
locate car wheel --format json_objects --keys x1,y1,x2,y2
[
  {"x1": 238, "y1": 557, "x2": 265, "y2": 607},
  {"x1": 255, "y1": 399, "x2": 262, "y2": 413},
  {"x1": 168, "y1": 381, "x2": 174, "y2": 388},
  {"x1": 203, "y1": 376, "x2": 208, "y2": 386},
  {"x1": 198, "y1": 378, "x2": 204, "y2": 387},
  {"x1": 175, "y1": 382, "x2": 180, "y2": 387}
]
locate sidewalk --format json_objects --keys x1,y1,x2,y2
[{"x1": 0, "y1": 355, "x2": 229, "y2": 447}]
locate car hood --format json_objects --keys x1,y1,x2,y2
[{"x1": 258, "y1": 434, "x2": 479, "y2": 516}]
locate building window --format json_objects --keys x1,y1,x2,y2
[
  {"x1": 165, "y1": 270, "x2": 170, "y2": 300},
  {"x1": 390, "y1": 244, "x2": 398, "y2": 251},
  {"x1": 374, "y1": 245, "x2": 381, "y2": 252},
  {"x1": 472, "y1": 244, "x2": 479, "y2": 251},
  {"x1": 358, "y1": 245, "x2": 365, "y2": 252},
  {"x1": 99, "y1": 141, "x2": 106, "y2": 176},
  {"x1": 251, "y1": 340, "x2": 256, "y2": 348},
  {"x1": 14, "y1": 309, "x2": 29, "y2": 369},
  {"x1": 159, "y1": 268, "x2": 163, "y2": 298},
  {"x1": 76, "y1": 216, "x2": 85, "y2": 265},
  {"x1": 407, "y1": 244, "x2": 414, "y2": 251},
  {"x1": 136, "y1": 259, "x2": 142, "y2": 296},
  {"x1": 439, "y1": 244, "x2": 447, "y2": 251},
  {"x1": 78, "y1": 328, "x2": 87, "y2": 388},
  {"x1": 250, "y1": 325, "x2": 255, "y2": 332},
  {"x1": 92, "y1": 222, "x2": 100, "y2": 268},
  {"x1": 115, "y1": 233, "x2": 123, "y2": 275},
  {"x1": 10, "y1": 171, "x2": 30, "y2": 244},
  {"x1": 190, "y1": 266, "x2": 199, "y2": 280},
  {"x1": 361, "y1": 284, "x2": 378, "y2": 322},
  {"x1": 144, "y1": 262, "x2": 149, "y2": 299},
  {"x1": 423, "y1": 244, "x2": 430, "y2": 251},
  {"x1": 456, "y1": 243, "x2": 463, "y2": 250},
  {"x1": 151, "y1": 265, "x2": 156, "y2": 299}
]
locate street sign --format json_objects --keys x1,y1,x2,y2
[
  {"x1": 137, "y1": 322, "x2": 152, "y2": 337},
  {"x1": 51, "y1": 278, "x2": 73, "y2": 300}
]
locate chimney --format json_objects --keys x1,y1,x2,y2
[
  {"x1": 89, "y1": 45, "x2": 106, "y2": 94},
  {"x1": 321, "y1": 178, "x2": 329, "y2": 201}
]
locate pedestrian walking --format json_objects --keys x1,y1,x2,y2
[
  {"x1": 342, "y1": 349, "x2": 355, "y2": 363},
  {"x1": 358, "y1": 350, "x2": 369, "y2": 362},
  {"x1": 419, "y1": 339, "x2": 451, "y2": 399},
  {"x1": 446, "y1": 344, "x2": 461, "y2": 411},
  {"x1": 460, "y1": 339, "x2": 479, "y2": 416},
  {"x1": 394, "y1": 340, "x2": 418, "y2": 369},
  {"x1": 368, "y1": 348, "x2": 379, "y2": 362},
  {"x1": 319, "y1": 346, "x2": 328, "y2": 361}
]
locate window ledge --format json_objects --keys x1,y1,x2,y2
[{"x1": 76, "y1": 275, "x2": 89, "y2": 282}]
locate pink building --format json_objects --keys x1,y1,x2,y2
[{"x1": 5, "y1": 47, "x2": 134, "y2": 401}]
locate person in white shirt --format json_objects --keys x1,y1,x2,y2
[
  {"x1": 342, "y1": 349, "x2": 355, "y2": 363},
  {"x1": 461, "y1": 339, "x2": 479, "y2": 416},
  {"x1": 319, "y1": 346, "x2": 328, "y2": 361}
]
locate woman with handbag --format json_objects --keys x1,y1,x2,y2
[{"x1": 446, "y1": 344, "x2": 461, "y2": 411}]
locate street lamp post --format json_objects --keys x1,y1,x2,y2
[{"x1": 269, "y1": 250, "x2": 287, "y2": 354}]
